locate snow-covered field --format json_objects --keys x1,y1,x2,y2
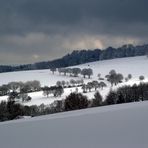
[
  {"x1": 0, "y1": 55, "x2": 148, "y2": 106},
  {"x1": 0, "y1": 101, "x2": 148, "y2": 148}
]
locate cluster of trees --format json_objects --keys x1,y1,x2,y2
[
  {"x1": 0, "y1": 91, "x2": 103, "y2": 122},
  {"x1": 8, "y1": 91, "x2": 32, "y2": 103},
  {"x1": 105, "y1": 83, "x2": 148, "y2": 105},
  {"x1": 81, "y1": 68, "x2": 93, "y2": 78},
  {"x1": 0, "y1": 100, "x2": 65, "y2": 121},
  {"x1": 82, "y1": 81, "x2": 107, "y2": 93},
  {"x1": 0, "y1": 80, "x2": 41, "y2": 97},
  {"x1": 50, "y1": 67, "x2": 94, "y2": 79},
  {"x1": 42, "y1": 86, "x2": 64, "y2": 98},
  {"x1": 105, "y1": 70, "x2": 124, "y2": 86},
  {"x1": 56, "y1": 79, "x2": 84, "y2": 88},
  {"x1": 58, "y1": 68, "x2": 81, "y2": 77},
  {"x1": 0, "y1": 80, "x2": 41, "y2": 103},
  {"x1": 56, "y1": 68, "x2": 93, "y2": 78}
]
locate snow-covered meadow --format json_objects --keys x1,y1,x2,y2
[
  {"x1": 0, "y1": 55, "x2": 148, "y2": 106},
  {"x1": 0, "y1": 101, "x2": 148, "y2": 148}
]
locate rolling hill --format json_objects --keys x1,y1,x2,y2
[{"x1": 0, "y1": 55, "x2": 148, "y2": 106}]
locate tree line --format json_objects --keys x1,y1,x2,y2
[
  {"x1": 105, "y1": 83, "x2": 148, "y2": 104},
  {"x1": 0, "y1": 44, "x2": 148, "y2": 73}
]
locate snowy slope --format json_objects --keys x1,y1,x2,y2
[
  {"x1": 76, "y1": 55, "x2": 148, "y2": 79},
  {"x1": 0, "y1": 101, "x2": 148, "y2": 148},
  {"x1": 0, "y1": 55, "x2": 148, "y2": 106},
  {"x1": 0, "y1": 56, "x2": 147, "y2": 86}
]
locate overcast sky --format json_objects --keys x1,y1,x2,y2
[{"x1": 0, "y1": 0, "x2": 148, "y2": 64}]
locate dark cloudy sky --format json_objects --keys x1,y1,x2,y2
[{"x1": 0, "y1": 0, "x2": 148, "y2": 64}]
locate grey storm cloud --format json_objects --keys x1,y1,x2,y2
[{"x1": 0, "y1": 0, "x2": 148, "y2": 64}]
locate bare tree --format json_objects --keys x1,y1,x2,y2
[
  {"x1": 82, "y1": 84, "x2": 87, "y2": 93},
  {"x1": 107, "y1": 70, "x2": 124, "y2": 86},
  {"x1": 63, "y1": 68, "x2": 68, "y2": 76},
  {"x1": 31, "y1": 80, "x2": 41, "y2": 91},
  {"x1": 109, "y1": 69, "x2": 116, "y2": 75},
  {"x1": 92, "y1": 81, "x2": 99, "y2": 91},
  {"x1": 56, "y1": 81, "x2": 62, "y2": 87},
  {"x1": 86, "y1": 82, "x2": 94, "y2": 92},
  {"x1": 67, "y1": 68, "x2": 72, "y2": 76},
  {"x1": 19, "y1": 93, "x2": 28, "y2": 102},
  {"x1": 81, "y1": 68, "x2": 87, "y2": 78},
  {"x1": 42, "y1": 86, "x2": 51, "y2": 98},
  {"x1": 61, "y1": 81, "x2": 66, "y2": 87},
  {"x1": 8, "y1": 82, "x2": 20, "y2": 92},
  {"x1": 58, "y1": 68, "x2": 62, "y2": 75},
  {"x1": 99, "y1": 81, "x2": 107, "y2": 90},
  {"x1": 72, "y1": 68, "x2": 81, "y2": 77},
  {"x1": 50, "y1": 68, "x2": 56, "y2": 74},
  {"x1": 87, "y1": 68, "x2": 93, "y2": 78},
  {"x1": 0, "y1": 85, "x2": 9, "y2": 96},
  {"x1": 70, "y1": 79, "x2": 76, "y2": 86},
  {"x1": 81, "y1": 68, "x2": 93, "y2": 78},
  {"x1": 76, "y1": 79, "x2": 84, "y2": 86},
  {"x1": 53, "y1": 86, "x2": 64, "y2": 97}
]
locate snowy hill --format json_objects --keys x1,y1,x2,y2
[
  {"x1": 0, "y1": 55, "x2": 148, "y2": 106},
  {"x1": 0, "y1": 56, "x2": 147, "y2": 86},
  {"x1": 0, "y1": 101, "x2": 148, "y2": 148}
]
